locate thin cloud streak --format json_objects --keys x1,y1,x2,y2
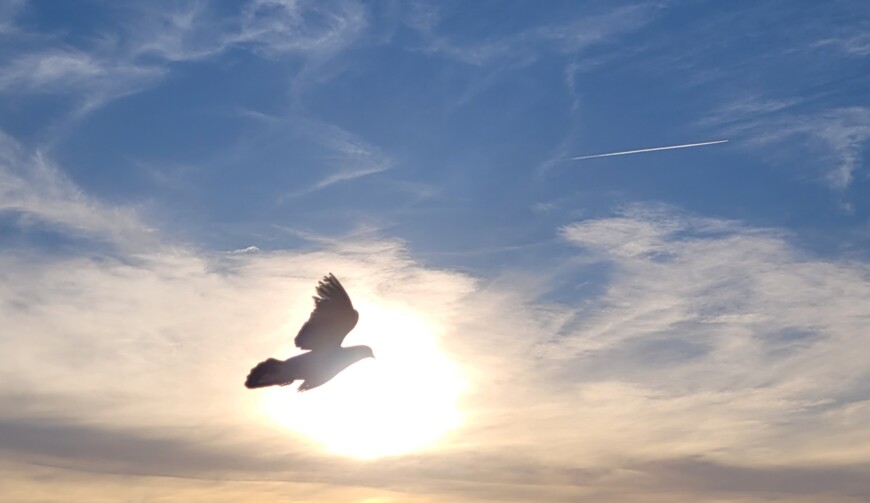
[{"x1": 568, "y1": 140, "x2": 729, "y2": 161}]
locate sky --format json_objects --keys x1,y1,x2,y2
[{"x1": 1, "y1": 0, "x2": 870, "y2": 501}]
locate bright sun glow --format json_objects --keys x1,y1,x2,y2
[{"x1": 260, "y1": 301, "x2": 466, "y2": 459}]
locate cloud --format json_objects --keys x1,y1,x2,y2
[
  {"x1": 545, "y1": 205, "x2": 870, "y2": 463},
  {"x1": 0, "y1": 416, "x2": 281, "y2": 477},
  {"x1": 127, "y1": 1, "x2": 228, "y2": 62},
  {"x1": 229, "y1": 245, "x2": 261, "y2": 254},
  {"x1": 815, "y1": 32, "x2": 870, "y2": 58},
  {"x1": 0, "y1": 0, "x2": 26, "y2": 35},
  {"x1": 401, "y1": 203, "x2": 869, "y2": 498},
  {"x1": 235, "y1": 0, "x2": 368, "y2": 57},
  {"x1": 0, "y1": 26, "x2": 163, "y2": 117},
  {"x1": 634, "y1": 457, "x2": 870, "y2": 500},
  {"x1": 532, "y1": 3, "x2": 659, "y2": 54},
  {"x1": 701, "y1": 95, "x2": 802, "y2": 127},
  {"x1": 1, "y1": 3, "x2": 868, "y2": 501},
  {"x1": 686, "y1": 6, "x2": 870, "y2": 193},
  {"x1": 0, "y1": 51, "x2": 105, "y2": 90},
  {"x1": 405, "y1": 2, "x2": 659, "y2": 66},
  {"x1": 236, "y1": 114, "x2": 394, "y2": 196},
  {"x1": 404, "y1": 1, "x2": 520, "y2": 66},
  {"x1": 707, "y1": 95, "x2": 870, "y2": 190},
  {"x1": 785, "y1": 107, "x2": 870, "y2": 189},
  {"x1": 0, "y1": 49, "x2": 165, "y2": 113},
  {"x1": 0, "y1": 131, "x2": 151, "y2": 244},
  {"x1": 127, "y1": 0, "x2": 369, "y2": 62},
  {"x1": 307, "y1": 127, "x2": 392, "y2": 191},
  {"x1": 0, "y1": 0, "x2": 370, "y2": 119},
  {"x1": 754, "y1": 107, "x2": 870, "y2": 190},
  {"x1": 3, "y1": 137, "x2": 870, "y2": 501}
]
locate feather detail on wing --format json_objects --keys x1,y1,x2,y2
[{"x1": 294, "y1": 273, "x2": 359, "y2": 351}]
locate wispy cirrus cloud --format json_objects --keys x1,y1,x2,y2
[
  {"x1": 305, "y1": 122, "x2": 393, "y2": 191},
  {"x1": 235, "y1": 0, "x2": 368, "y2": 58},
  {"x1": 405, "y1": 2, "x2": 660, "y2": 66},
  {"x1": 127, "y1": 1, "x2": 228, "y2": 62},
  {"x1": 0, "y1": 131, "x2": 151, "y2": 244},
  {"x1": 0, "y1": 0, "x2": 370, "y2": 119},
  {"x1": 787, "y1": 107, "x2": 870, "y2": 189},
  {"x1": 710, "y1": 100, "x2": 870, "y2": 190},
  {"x1": 815, "y1": 30, "x2": 870, "y2": 58},
  {"x1": 127, "y1": 0, "x2": 369, "y2": 62},
  {"x1": 0, "y1": 51, "x2": 106, "y2": 89},
  {"x1": 0, "y1": 49, "x2": 165, "y2": 116},
  {"x1": 0, "y1": 0, "x2": 26, "y2": 35},
  {"x1": 236, "y1": 111, "x2": 393, "y2": 196},
  {"x1": 533, "y1": 3, "x2": 659, "y2": 54},
  {"x1": 671, "y1": 4, "x2": 870, "y2": 194}
]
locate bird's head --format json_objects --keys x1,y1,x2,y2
[{"x1": 345, "y1": 344, "x2": 375, "y2": 361}]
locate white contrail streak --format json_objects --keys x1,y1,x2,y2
[{"x1": 568, "y1": 139, "x2": 729, "y2": 161}]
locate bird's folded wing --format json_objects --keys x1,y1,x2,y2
[{"x1": 294, "y1": 273, "x2": 359, "y2": 351}]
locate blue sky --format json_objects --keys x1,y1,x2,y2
[{"x1": 2, "y1": 1, "x2": 870, "y2": 502}]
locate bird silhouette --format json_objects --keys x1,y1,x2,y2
[{"x1": 245, "y1": 273, "x2": 374, "y2": 391}]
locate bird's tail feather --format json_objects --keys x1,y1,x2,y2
[{"x1": 245, "y1": 358, "x2": 296, "y2": 389}]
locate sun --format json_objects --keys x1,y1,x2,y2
[{"x1": 259, "y1": 301, "x2": 466, "y2": 458}]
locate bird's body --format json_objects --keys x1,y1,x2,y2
[{"x1": 245, "y1": 274, "x2": 373, "y2": 391}]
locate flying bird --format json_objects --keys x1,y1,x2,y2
[{"x1": 245, "y1": 273, "x2": 374, "y2": 392}]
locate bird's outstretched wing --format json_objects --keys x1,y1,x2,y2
[{"x1": 294, "y1": 273, "x2": 359, "y2": 351}]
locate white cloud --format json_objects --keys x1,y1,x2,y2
[
  {"x1": 129, "y1": 1, "x2": 228, "y2": 62},
  {"x1": 0, "y1": 49, "x2": 164, "y2": 114},
  {"x1": 229, "y1": 245, "x2": 261, "y2": 254},
  {"x1": 547, "y1": 205, "x2": 870, "y2": 467},
  {"x1": 751, "y1": 107, "x2": 870, "y2": 189},
  {"x1": 309, "y1": 125, "x2": 392, "y2": 190},
  {"x1": 708, "y1": 97, "x2": 870, "y2": 190},
  {"x1": 0, "y1": 0, "x2": 26, "y2": 35},
  {"x1": 236, "y1": 116, "x2": 393, "y2": 196},
  {"x1": 127, "y1": 0, "x2": 369, "y2": 62},
  {"x1": 2, "y1": 143, "x2": 870, "y2": 500},
  {"x1": 815, "y1": 32, "x2": 870, "y2": 57},
  {"x1": 702, "y1": 95, "x2": 801, "y2": 127},
  {"x1": 0, "y1": 131, "x2": 152, "y2": 244},
  {"x1": 0, "y1": 0, "x2": 370, "y2": 118},
  {"x1": 310, "y1": 164, "x2": 389, "y2": 191},
  {"x1": 405, "y1": 2, "x2": 658, "y2": 66},
  {"x1": 235, "y1": 0, "x2": 368, "y2": 57},
  {"x1": 1, "y1": 51, "x2": 104, "y2": 88},
  {"x1": 533, "y1": 3, "x2": 658, "y2": 54}
]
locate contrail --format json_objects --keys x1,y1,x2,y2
[{"x1": 568, "y1": 139, "x2": 729, "y2": 161}]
